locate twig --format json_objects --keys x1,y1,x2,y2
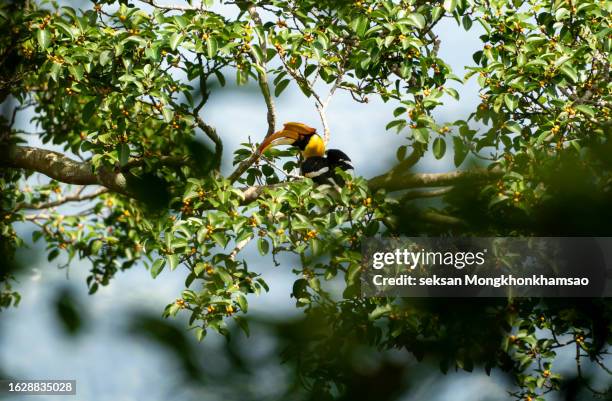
[
  {"x1": 16, "y1": 187, "x2": 108, "y2": 211},
  {"x1": 124, "y1": 155, "x2": 188, "y2": 169},
  {"x1": 195, "y1": 116, "x2": 223, "y2": 167},
  {"x1": 139, "y1": 0, "x2": 199, "y2": 11},
  {"x1": 315, "y1": 102, "x2": 331, "y2": 145},
  {"x1": 229, "y1": 237, "x2": 252, "y2": 261}
]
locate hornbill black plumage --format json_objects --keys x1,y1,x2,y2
[{"x1": 257, "y1": 122, "x2": 353, "y2": 185}]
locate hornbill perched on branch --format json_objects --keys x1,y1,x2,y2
[{"x1": 257, "y1": 122, "x2": 353, "y2": 185}]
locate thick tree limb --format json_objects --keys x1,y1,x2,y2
[
  {"x1": 1, "y1": 146, "x2": 132, "y2": 194},
  {"x1": 368, "y1": 167, "x2": 503, "y2": 192}
]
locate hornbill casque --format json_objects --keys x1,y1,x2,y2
[{"x1": 256, "y1": 122, "x2": 353, "y2": 185}]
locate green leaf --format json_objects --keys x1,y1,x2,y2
[
  {"x1": 118, "y1": 143, "x2": 130, "y2": 166},
  {"x1": 99, "y1": 50, "x2": 112, "y2": 66},
  {"x1": 369, "y1": 304, "x2": 392, "y2": 320},
  {"x1": 195, "y1": 327, "x2": 207, "y2": 342},
  {"x1": 351, "y1": 16, "x2": 368, "y2": 37},
  {"x1": 445, "y1": 87, "x2": 460, "y2": 100},
  {"x1": 206, "y1": 37, "x2": 218, "y2": 58},
  {"x1": 406, "y1": 13, "x2": 426, "y2": 30},
  {"x1": 151, "y1": 259, "x2": 166, "y2": 278},
  {"x1": 431, "y1": 6, "x2": 444, "y2": 22},
  {"x1": 504, "y1": 94, "x2": 519, "y2": 111},
  {"x1": 169, "y1": 32, "x2": 184, "y2": 51},
  {"x1": 49, "y1": 63, "x2": 62, "y2": 82},
  {"x1": 167, "y1": 254, "x2": 179, "y2": 271},
  {"x1": 560, "y1": 64, "x2": 578, "y2": 83},
  {"x1": 216, "y1": 267, "x2": 233, "y2": 286},
  {"x1": 90, "y1": 240, "x2": 103, "y2": 254},
  {"x1": 234, "y1": 316, "x2": 250, "y2": 337},
  {"x1": 236, "y1": 294, "x2": 248, "y2": 312},
  {"x1": 506, "y1": 121, "x2": 522, "y2": 134},
  {"x1": 214, "y1": 70, "x2": 226, "y2": 86},
  {"x1": 82, "y1": 99, "x2": 98, "y2": 122},
  {"x1": 257, "y1": 238, "x2": 269, "y2": 255},
  {"x1": 432, "y1": 137, "x2": 446, "y2": 159},
  {"x1": 574, "y1": 104, "x2": 595, "y2": 118},
  {"x1": 400, "y1": 63, "x2": 412, "y2": 79},
  {"x1": 54, "y1": 21, "x2": 75, "y2": 39},
  {"x1": 68, "y1": 65, "x2": 84, "y2": 81},
  {"x1": 37, "y1": 29, "x2": 51, "y2": 50},
  {"x1": 554, "y1": 55, "x2": 571, "y2": 68},
  {"x1": 453, "y1": 136, "x2": 468, "y2": 167},
  {"x1": 412, "y1": 128, "x2": 429, "y2": 144},
  {"x1": 162, "y1": 108, "x2": 174, "y2": 123},
  {"x1": 274, "y1": 79, "x2": 290, "y2": 97},
  {"x1": 194, "y1": 263, "x2": 206, "y2": 276},
  {"x1": 32, "y1": 231, "x2": 43, "y2": 243},
  {"x1": 346, "y1": 263, "x2": 361, "y2": 286},
  {"x1": 211, "y1": 232, "x2": 229, "y2": 248},
  {"x1": 292, "y1": 278, "x2": 309, "y2": 298},
  {"x1": 462, "y1": 15, "x2": 473, "y2": 30},
  {"x1": 443, "y1": 0, "x2": 457, "y2": 12},
  {"x1": 48, "y1": 249, "x2": 60, "y2": 262},
  {"x1": 555, "y1": 7, "x2": 570, "y2": 21}
]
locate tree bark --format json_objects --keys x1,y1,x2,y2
[{"x1": 1, "y1": 146, "x2": 130, "y2": 195}]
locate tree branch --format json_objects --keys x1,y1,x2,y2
[
  {"x1": 240, "y1": 182, "x2": 290, "y2": 204},
  {"x1": 16, "y1": 187, "x2": 109, "y2": 211},
  {"x1": 196, "y1": 116, "x2": 223, "y2": 166},
  {"x1": 228, "y1": 153, "x2": 259, "y2": 184},
  {"x1": 139, "y1": 0, "x2": 199, "y2": 11},
  {"x1": 0, "y1": 146, "x2": 188, "y2": 198},
  {"x1": 124, "y1": 155, "x2": 188, "y2": 169},
  {"x1": 247, "y1": 4, "x2": 276, "y2": 137},
  {"x1": 226, "y1": 3, "x2": 277, "y2": 183},
  {"x1": 1, "y1": 146, "x2": 132, "y2": 193},
  {"x1": 368, "y1": 167, "x2": 503, "y2": 192}
]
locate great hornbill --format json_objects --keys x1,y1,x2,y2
[{"x1": 257, "y1": 122, "x2": 353, "y2": 185}]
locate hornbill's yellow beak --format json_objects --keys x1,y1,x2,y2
[
  {"x1": 257, "y1": 129, "x2": 300, "y2": 154},
  {"x1": 257, "y1": 122, "x2": 318, "y2": 155}
]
